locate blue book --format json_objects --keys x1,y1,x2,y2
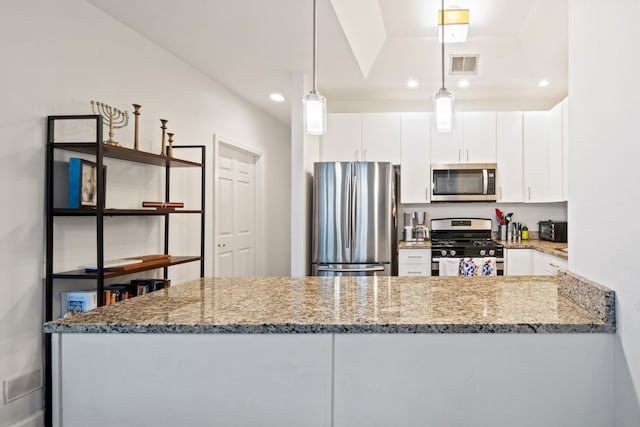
[
  {"x1": 61, "y1": 291, "x2": 97, "y2": 315},
  {"x1": 67, "y1": 158, "x2": 82, "y2": 208}
]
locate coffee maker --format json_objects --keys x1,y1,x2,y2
[{"x1": 403, "y1": 211, "x2": 430, "y2": 241}]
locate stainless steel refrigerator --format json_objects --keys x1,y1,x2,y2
[{"x1": 312, "y1": 162, "x2": 397, "y2": 276}]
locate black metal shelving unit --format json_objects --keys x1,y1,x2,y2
[{"x1": 43, "y1": 115, "x2": 205, "y2": 427}]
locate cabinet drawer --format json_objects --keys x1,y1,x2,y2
[
  {"x1": 398, "y1": 249, "x2": 431, "y2": 264},
  {"x1": 398, "y1": 264, "x2": 431, "y2": 276}
]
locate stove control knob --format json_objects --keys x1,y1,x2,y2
[
  {"x1": 450, "y1": 250, "x2": 456, "y2": 257},
  {"x1": 441, "y1": 250, "x2": 447, "y2": 257},
  {"x1": 489, "y1": 249, "x2": 495, "y2": 256},
  {"x1": 480, "y1": 250, "x2": 486, "y2": 256}
]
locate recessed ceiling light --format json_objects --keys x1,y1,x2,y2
[
  {"x1": 538, "y1": 80, "x2": 549, "y2": 88},
  {"x1": 270, "y1": 92, "x2": 286, "y2": 102},
  {"x1": 407, "y1": 79, "x2": 418, "y2": 88},
  {"x1": 458, "y1": 79, "x2": 469, "y2": 88}
]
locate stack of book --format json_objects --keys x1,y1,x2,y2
[{"x1": 103, "y1": 278, "x2": 170, "y2": 305}]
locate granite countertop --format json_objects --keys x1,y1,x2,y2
[
  {"x1": 44, "y1": 271, "x2": 614, "y2": 334},
  {"x1": 497, "y1": 239, "x2": 568, "y2": 259},
  {"x1": 398, "y1": 239, "x2": 568, "y2": 259}
]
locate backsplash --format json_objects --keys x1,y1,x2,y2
[{"x1": 399, "y1": 201, "x2": 568, "y2": 233}]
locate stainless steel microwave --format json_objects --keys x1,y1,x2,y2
[{"x1": 431, "y1": 163, "x2": 497, "y2": 202}]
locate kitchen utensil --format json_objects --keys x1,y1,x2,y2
[{"x1": 505, "y1": 212, "x2": 513, "y2": 225}]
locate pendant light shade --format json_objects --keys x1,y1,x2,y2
[
  {"x1": 303, "y1": 92, "x2": 326, "y2": 135},
  {"x1": 433, "y1": 0, "x2": 455, "y2": 133},
  {"x1": 433, "y1": 88, "x2": 455, "y2": 132},
  {"x1": 303, "y1": 0, "x2": 327, "y2": 135}
]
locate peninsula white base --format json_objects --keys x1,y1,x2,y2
[{"x1": 51, "y1": 333, "x2": 612, "y2": 427}]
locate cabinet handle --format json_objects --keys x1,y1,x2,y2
[
  {"x1": 528, "y1": 187, "x2": 531, "y2": 200},
  {"x1": 458, "y1": 149, "x2": 461, "y2": 162},
  {"x1": 363, "y1": 149, "x2": 367, "y2": 161},
  {"x1": 499, "y1": 186, "x2": 503, "y2": 200},
  {"x1": 549, "y1": 263, "x2": 559, "y2": 268},
  {"x1": 426, "y1": 187, "x2": 429, "y2": 200},
  {"x1": 408, "y1": 271, "x2": 421, "y2": 274},
  {"x1": 466, "y1": 149, "x2": 469, "y2": 162},
  {"x1": 408, "y1": 256, "x2": 423, "y2": 259},
  {"x1": 355, "y1": 149, "x2": 359, "y2": 161}
]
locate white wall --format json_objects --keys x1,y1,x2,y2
[
  {"x1": 569, "y1": 1, "x2": 640, "y2": 425},
  {"x1": 0, "y1": 0, "x2": 290, "y2": 425}
]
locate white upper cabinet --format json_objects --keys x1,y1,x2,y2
[
  {"x1": 430, "y1": 114, "x2": 464, "y2": 163},
  {"x1": 400, "y1": 113, "x2": 430, "y2": 203},
  {"x1": 548, "y1": 101, "x2": 564, "y2": 202},
  {"x1": 496, "y1": 112, "x2": 524, "y2": 202},
  {"x1": 430, "y1": 112, "x2": 496, "y2": 164},
  {"x1": 522, "y1": 99, "x2": 567, "y2": 203},
  {"x1": 523, "y1": 111, "x2": 551, "y2": 202},
  {"x1": 320, "y1": 113, "x2": 401, "y2": 163},
  {"x1": 320, "y1": 113, "x2": 362, "y2": 162},
  {"x1": 362, "y1": 113, "x2": 401, "y2": 164},
  {"x1": 462, "y1": 112, "x2": 497, "y2": 163}
]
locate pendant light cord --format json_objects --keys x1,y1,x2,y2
[
  {"x1": 441, "y1": 0, "x2": 445, "y2": 90},
  {"x1": 313, "y1": 0, "x2": 317, "y2": 93}
]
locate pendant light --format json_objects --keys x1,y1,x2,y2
[
  {"x1": 433, "y1": 0, "x2": 455, "y2": 133},
  {"x1": 303, "y1": 0, "x2": 327, "y2": 135}
]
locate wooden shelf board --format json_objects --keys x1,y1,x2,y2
[
  {"x1": 51, "y1": 256, "x2": 201, "y2": 279},
  {"x1": 51, "y1": 143, "x2": 201, "y2": 168},
  {"x1": 52, "y1": 208, "x2": 202, "y2": 216}
]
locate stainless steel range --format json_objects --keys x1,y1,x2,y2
[{"x1": 430, "y1": 218, "x2": 504, "y2": 276}]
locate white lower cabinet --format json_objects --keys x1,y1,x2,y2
[
  {"x1": 398, "y1": 249, "x2": 431, "y2": 276},
  {"x1": 534, "y1": 251, "x2": 568, "y2": 275},
  {"x1": 505, "y1": 248, "x2": 533, "y2": 275},
  {"x1": 505, "y1": 248, "x2": 567, "y2": 276}
]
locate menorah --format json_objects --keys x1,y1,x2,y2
[{"x1": 91, "y1": 100, "x2": 129, "y2": 147}]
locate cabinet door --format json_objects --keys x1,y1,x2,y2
[
  {"x1": 505, "y1": 249, "x2": 533, "y2": 276},
  {"x1": 362, "y1": 113, "x2": 401, "y2": 163},
  {"x1": 320, "y1": 113, "x2": 362, "y2": 162},
  {"x1": 430, "y1": 114, "x2": 464, "y2": 163},
  {"x1": 548, "y1": 102, "x2": 564, "y2": 202},
  {"x1": 537, "y1": 252, "x2": 568, "y2": 276},
  {"x1": 523, "y1": 111, "x2": 550, "y2": 202},
  {"x1": 496, "y1": 112, "x2": 524, "y2": 202},
  {"x1": 400, "y1": 113, "x2": 430, "y2": 203},
  {"x1": 462, "y1": 112, "x2": 497, "y2": 163}
]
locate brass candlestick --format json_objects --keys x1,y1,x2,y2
[
  {"x1": 132, "y1": 104, "x2": 141, "y2": 150},
  {"x1": 167, "y1": 132, "x2": 174, "y2": 157},
  {"x1": 160, "y1": 119, "x2": 168, "y2": 156},
  {"x1": 91, "y1": 100, "x2": 129, "y2": 147}
]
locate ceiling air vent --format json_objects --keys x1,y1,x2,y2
[{"x1": 450, "y1": 54, "x2": 479, "y2": 74}]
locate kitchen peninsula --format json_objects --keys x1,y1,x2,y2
[{"x1": 45, "y1": 271, "x2": 614, "y2": 427}]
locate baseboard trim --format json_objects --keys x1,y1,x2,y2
[{"x1": 9, "y1": 411, "x2": 44, "y2": 427}]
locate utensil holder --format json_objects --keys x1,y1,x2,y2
[{"x1": 499, "y1": 224, "x2": 506, "y2": 241}]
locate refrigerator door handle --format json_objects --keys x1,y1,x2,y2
[
  {"x1": 346, "y1": 174, "x2": 352, "y2": 249},
  {"x1": 317, "y1": 265, "x2": 385, "y2": 273},
  {"x1": 352, "y1": 174, "x2": 357, "y2": 247}
]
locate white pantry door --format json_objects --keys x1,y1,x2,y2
[{"x1": 215, "y1": 144, "x2": 257, "y2": 276}]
